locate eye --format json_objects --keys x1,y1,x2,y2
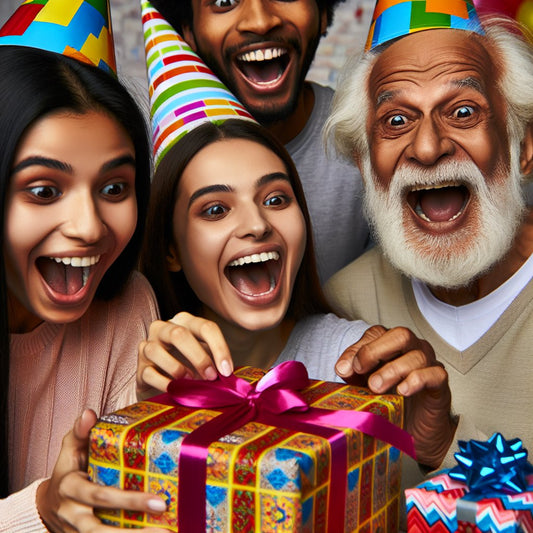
[
  {"x1": 388, "y1": 114, "x2": 407, "y2": 127},
  {"x1": 27, "y1": 185, "x2": 61, "y2": 201},
  {"x1": 213, "y1": 0, "x2": 238, "y2": 8},
  {"x1": 101, "y1": 182, "x2": 128, "y2": 200},
  {"x1": 453, "y1": 105, "x2": 474, "y2": 119},
  {"x1": 202, "y1": 203, "x2": 228, "y2": 218},
  {"x1": 264, "y1": 193, "x2": 291, "y2": 208}
]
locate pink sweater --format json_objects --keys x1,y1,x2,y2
[{"x1": 0, "y1": 271, "x2": 159, "y2": 531}]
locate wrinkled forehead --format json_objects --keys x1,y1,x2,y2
[{"x1": 368, "y1": 29, "x2": 498, "y2": 103}]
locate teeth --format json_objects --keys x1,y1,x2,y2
[
  {"x1": 238, "y1": 48, "x2": 285, "y2": 62},
  {"x1": 51, "y1": 255, "x2": 100, "y2": 267},
  {"x1": 410, "y1": 181, "x2": 461, "y2": 192},
  {"x1": 228, "y1": 251, "x2": 280, "y2": 267}
]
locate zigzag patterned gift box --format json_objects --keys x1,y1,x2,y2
[
  {"x1": 406, "y1": 470, "x2": 533, "y2": 532},
  {"x1": 88, "y1": 364, "x2": 410, "y2": 532}
]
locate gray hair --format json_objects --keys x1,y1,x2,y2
[{"x1": 324, "y1": 16, "x2": 533, "y2": 180}]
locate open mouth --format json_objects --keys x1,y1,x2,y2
[
  {"x1": 235, "y1": 47, "x2": 290, "y2": 85},
  {"x1": 407, "y1": 183, "x2": 470, "y2": 223},
  {"x1": 37, "y1": 255, "x2": 100, "y2": 295},
  {"x1": 225, "y1": 251, "x2": 281, "y2": 296}
]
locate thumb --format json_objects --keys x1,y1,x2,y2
[{"x1": 72, "y1": 409, "x2": 97, "y2": 442}]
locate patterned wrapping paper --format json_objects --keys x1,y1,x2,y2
[
  {"x1": 406, "y1": 470, "x2": 533, "y2": 532},
  {"x1": 89, "y1": 366, "x2": 405, "y2": 532}
]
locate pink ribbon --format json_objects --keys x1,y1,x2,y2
[{"x1": 164, "y1": 361, "x2": 416, "y2": 532}]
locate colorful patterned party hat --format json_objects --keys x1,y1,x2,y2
[
  {"x1": 141, "y1": 0, "x2": 256, "y2": 167},
  {"x1": 365, "y1": 0, "x2": 484, "y2": 51},
  {"x1": 0, "y1": 0, "x2": 116, "y2": 74}
]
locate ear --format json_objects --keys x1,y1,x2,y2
[
  {"x1": 166, "y1": 245, "x2": 181, "y2": 273},
  {"x1": 182, "y1": 24, "x2": 198, "y2": 53},
  {"x1": 520, "y1": 123, "x2": 533, "y2": 176}
]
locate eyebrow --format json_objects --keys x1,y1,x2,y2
[
  {"x1": 11, "y1": 154, "x2": 136, "y2": 176},
  {"x1": 187, "y1": 171, "x2": 291, "y2": 209},
  {"x1": 451, "y1": 76, "x2": 485, "y2": 95},
  {"x1": 375, "y1": 76, "x2": 486, "y2": 108}
]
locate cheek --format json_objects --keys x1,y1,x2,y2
[
  {"x1": 112, "y1": 200, "x2": 138, "y2": 251},
  {"x1": 287, "y1": 212, "x2": 307, "y2": 269}
]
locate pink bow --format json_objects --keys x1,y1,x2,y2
[{"x1": 165, "y1": 361, "x2": 415, "y2": 532}]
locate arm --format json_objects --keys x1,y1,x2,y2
[
  {"x1": 335, "y1": 325, "x2": 457, "y2": 469},
  {"x1": 36, "y1": 410, "x2": 169, "y2": 533},
  {"x1": 138, "y1": 312, "x2": 233, "y2": 395}
]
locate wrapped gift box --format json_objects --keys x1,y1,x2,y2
[
  {"x1": 406, "y1": 470, "x2": 533, "y2": 532},
  {"x1": 89, "y1": 365, "x2": 409, "y2": 532}
]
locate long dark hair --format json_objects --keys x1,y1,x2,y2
[
  {"x1": 0, "y1": 46, "x2": 152, "y2": 497},
  {"x1": 140, "y1": 119, "x2": 331, "y2": 321}
]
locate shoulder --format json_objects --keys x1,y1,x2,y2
[
  {"x1": 309, "y1": 81, "x2": 334, "y2": 104},
  {"x1": 292, "y1": 313, "x2": 368, "y2": 345},
  {"x1": 90, "y1": 271, "x2": 159, "y2": 325},
  {"x1": 326, "y1": 247, "x2": 389, "y2": 290}
]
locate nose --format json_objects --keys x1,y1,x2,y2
[
  {"x1": 236, "y1": 204, "x2": 272, "y2": 240},
  {"x1": 236, "y1": 0, "x2": 282, "y2": 34},
  {"x1": 405, "y1": 117, "x2": 455, "y2": 166},
  {"x1": 61, "y1": 193, "x2": 107, "y2": 244}
]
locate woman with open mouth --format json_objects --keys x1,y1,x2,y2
[
  {"x1": 0, "y1": 41, "x2": 168, "y2": 533},
  {"x1": 140, "y1": 119, "x2": 372, "y2": 384}
]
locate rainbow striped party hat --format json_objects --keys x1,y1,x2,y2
[
  {"x1": 365, "y1": 0, "x2": 484, "y2": 51},
  {"x1": 141, "y1": 0, "x2": 256, "y2": 167},
  {"x1": 0, "y1": 0, "x2": 116, "y2": 74}
]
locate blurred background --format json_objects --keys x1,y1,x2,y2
[
  {"x1": 2, "y1": 0, "x2": 531, "y2": 111},
  {"x1": 0, "y1": 0, "x2": 374, "y2": 94}
]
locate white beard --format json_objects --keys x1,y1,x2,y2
[{"x1": 361, "y1": 154, "x2": 526, "y2": 289}]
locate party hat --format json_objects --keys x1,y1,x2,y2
[
  {"x1": 141, "y1": 0, "x2": 256, "y2": 167},
  {"x1": 365, "y1": 0, "x2": 484, "y2": 51},
  {"x1": 0, "y1": 0, "x2": 116, "y2": 74}
]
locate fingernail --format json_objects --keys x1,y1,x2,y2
[
  {"x1": 204, "y1": 366, "x2": 218, "y2": 381},
  {"x1": 397, "y1": 383, "x2": 408, "y2": 396},
  {"x1": 220, "y1": 359, "x2": 232, "y2": 377},
  {"x1": 352, "y1": 356, "x2": 362, "y2": 373},
  {"x1": 368, "y1": 374, "x2": 383, "y2": 391},
  {"x1": 148, "y1": 498, "x2": 167, "y2": 512},
  {"x1": 336, "y1": 360, "x2": 351, "y2": 376}
]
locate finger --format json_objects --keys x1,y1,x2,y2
[
  {"x1": 140, "y1": 364, "x2": 173, "y2": 392},
  {"x1": 170, "y1": 313, "x2": 233, "y2": 376},
  {"x1": 396, "y1": 363, "x2": 448, "y2": 396},
  {"x1": 59, "y1": 500, "x2": 168, "y2": 533},
  {"x1": 356, "y1": 327, "x2": 435, "y2": 373},
  {"x1": 59, "y1": 472, "x2": 167, "y2": 515},
  {"x1": 73, "y1": 409, "x2": 97, "y2": 440},
  {"x1": 140, "y1": 339, "x2": 194, "y2": 380},
  {"x1": 144, "y1": 320, "x2": 215, "y2": 379},
  {"x1": 335, "y1": 325, "x2": 388, "y2": 378}
]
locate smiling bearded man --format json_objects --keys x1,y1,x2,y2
[{"x1": 323, "y1": 0, "x2": 533, "y2": 480}]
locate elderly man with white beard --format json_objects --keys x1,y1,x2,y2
[{"x1": 324, "y1": 0, "x2": 533, "y2": 477}]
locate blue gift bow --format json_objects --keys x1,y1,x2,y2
[{"x1": 449, "y1": 432, "x2": 533, "y2": 495}]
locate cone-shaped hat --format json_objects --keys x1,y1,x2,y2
[
  {"x1": 365, "y1": 0, "x2": 484, "y2": 52},
  {"x1": 0, "y1": 0, "x2": 116, "y2": 74},
  {"x1": 141, "y1": 0, "x2": 256, "y2": 167}
]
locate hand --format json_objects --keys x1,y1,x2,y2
[
  {"x1": 138, "y1": 312, "x2": 232, "y2": 395},
  {"x1": 36, "y1": 409, "x2": 169, "y2": 532},
  {"x1": 335, "y1": 325, "x2": 457, "y2": 469}
]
